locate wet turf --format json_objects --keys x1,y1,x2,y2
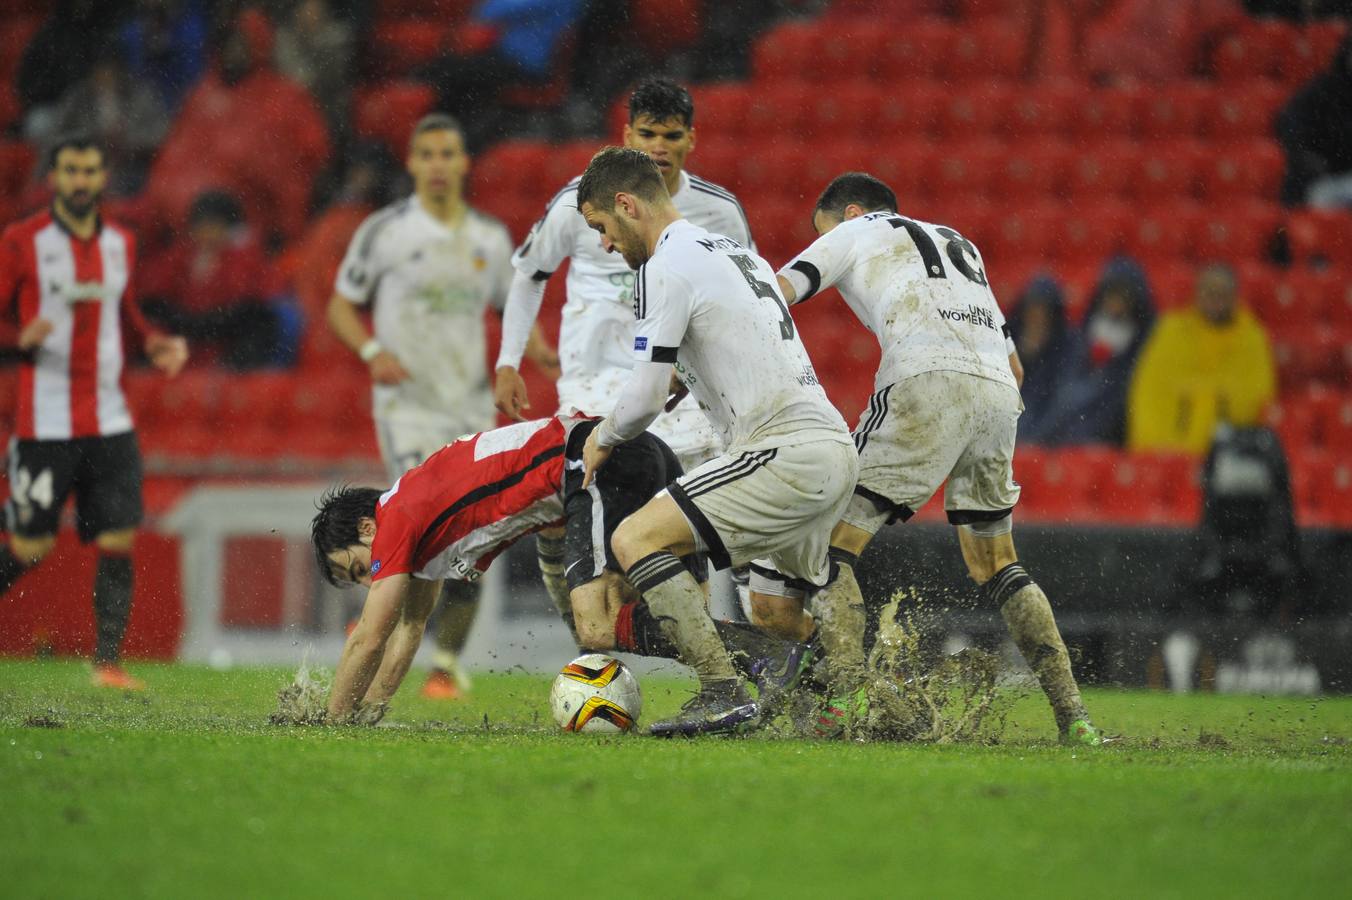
[{"x1": 1, "y1": 660, "x2": 1348, "y2": 898}]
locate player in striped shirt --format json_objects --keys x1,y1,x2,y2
[
  {"x1": 0, "y1": 136, "x2": 187, "y2": 689},
  {"x1": 311, "y1": 416, "x2": 801, "y2": 723}
]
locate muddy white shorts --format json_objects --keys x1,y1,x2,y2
[
  {"x1": 844, "y1": 370, "x2": 1022, "y2": 530},
  {"x1": 666, "y1": 435, "x2": 858, "y2": 589}
]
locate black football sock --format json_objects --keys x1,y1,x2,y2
[
  {"x1": 625, "y1": 551, "x2": 739, "y2": 685},
  {"x1": 985, "y1": 562, "x2": 1087, "y2": 733},
  {"x1": 0, "y1": 545, "x2": 29, "y2": 597},
  {"x1": 93, "y1": 553, "x2": 134, "y2": 664}
]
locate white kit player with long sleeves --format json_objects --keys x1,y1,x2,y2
[
  {"x1": 498, "y1": 170, "x2": 752, "y2": 470},
  {"x1": 779, "y1": 211, "x2": 1023, "y2": 523},
  {"x1": 336, "y1": 196, "x2": 515, "y2": 478},
  {"x1": 597, "y1": 220, "x2": 856, "y2": 588}
]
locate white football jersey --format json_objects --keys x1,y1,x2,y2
[
  {"x1": 336, "y1": 196, "x2": 514, "y2": 430},
  {"x1": 781, "y1": 211, "x2": 1017, "y2": 393},
  {"x1": 632, "y1": 220, "x2": 850, "y2": 454},
  {"x1": 511, "y1": 170, "x2": 753, "y2": 424}
]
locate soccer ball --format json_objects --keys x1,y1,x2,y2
[{"x1": 549, "y1": 654, "x2": 642, "y2": 733}]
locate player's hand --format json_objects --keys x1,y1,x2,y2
[
  {"x1": 369, "y1": 351, "x2": 411, "y2": 385},
  {"x1": 494, "y1": 366, "x2": 530, "y2": 421},
  {"x1": 146, "y1": 334, "x2": 188, "y2": 377},
  {"x1": 17, "y1": 318, "x2": 52, "y2": 351},
  {"x1": 581, "y1": 426, "x2": 612, "y2": 489},
  {"x1": 664, "y1": 371, "x2": 689, "y2": 412}
]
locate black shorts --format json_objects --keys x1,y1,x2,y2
[
  {"x1": 561, "y1": 420, "x2": 707, "y2": 591},
  {"x1": 5, "y1": 431, "x2": 143, "y2": 542}
]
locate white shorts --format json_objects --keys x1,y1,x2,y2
[
  {"x1": 845, "y1": 371, "x2": 1022, "y2": 531},
  {"x1": 666, "y1": 436, "x2": 857, "y2": 588},
  {"x1": 375, "y1": 416, "x2": 488, "y2": 483}
]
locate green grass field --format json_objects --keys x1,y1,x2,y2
[{"x1": 2, "y1": 659, "x2": 1349, "y2": 899}]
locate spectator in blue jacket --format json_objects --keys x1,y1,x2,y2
[{"x1": 1007, "y1": 274, "x2": 1084, "y2": 446}]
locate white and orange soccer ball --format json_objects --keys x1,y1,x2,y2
[{"x1": 549, "y1": 654, "x2": 643, "y2": 733}]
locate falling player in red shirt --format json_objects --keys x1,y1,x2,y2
[
  {"x1": 310, "y1": 416, "x2": 803, "y2": 725},
  {"x1": 0, "y1": 136, "x2": 188, "y2": 689}
]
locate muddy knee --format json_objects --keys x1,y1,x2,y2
[{"x1": 10, "y1": 535, "x2": 56, "y2": 566}]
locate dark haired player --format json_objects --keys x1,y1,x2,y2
[
  {"x1": 493, "y1": 80, "x2": 755, "y2": 631},
  {"x1": 312, "y1": 416, "x2": 802, "y2": 724},
  {"x1": 760, "y1": 172, "x2": 1100, "y2": 745},
  {"x1": 0, "y1": 137, "x2": 188, "y2": 689},
  {"x1": 574, "y1": 148, "x2": 857, "y2": 736},
  {"x1": 327, "y1": 112, "x2": 558, "y2": 702}
]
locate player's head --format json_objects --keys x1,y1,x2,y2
[
  {"x1": 812, "y1": 172, "x2": 898, "y2": 234},
  {"x1": 312, "y1": 486, "x2": 384, "y2": 588},
  {"x1": 407, "y1": 113, "x2": 469, "y2": 201},
  {"x1": 1194, "y1": 262, "x2": 1238, "y2": 326},
  {"x1": 624, "y1": 79, "x2": 696, "y2": 190},
  {"x1": 47, "y1": 136, "x2": 107, "y2": 219},
  {"x1": 577, "y1": 146, "x2": 671, "y2": 270},
  {"x1": 188, "y1": 190, "x2": 243, "y2": 253}
]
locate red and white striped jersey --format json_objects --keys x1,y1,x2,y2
[
  {"x1": 370, "y1": 417, "x2": 569, "y2": 583},
  {"x1": 0, "y1": 209, "x2": 155, "y2": 440}
]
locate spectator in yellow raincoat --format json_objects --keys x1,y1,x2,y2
[{"x1": 1127, "y1": 263, "x2": 1276, "y2": 455}]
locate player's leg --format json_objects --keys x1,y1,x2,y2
[
  {"x1": 78, "y1": 433, "x2": 145, "y2": 690},
  {"x1": 945, "y1": 377, "x2": 1099, "y2": 745},
  {"x1": 534, "y1": 526, "x2": 574, "y2": 641},
  {"x1": 1, "y1": 438, "x2": 73, "y2": 594},
  {"x1": 955, "y1": 522, "x2": 1096, "y2": 744}
]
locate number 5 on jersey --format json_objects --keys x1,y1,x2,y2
[{"x1": 730, "y1": 253, "x2": 795, "y2": 340}]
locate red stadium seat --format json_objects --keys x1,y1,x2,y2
[
  {"x1": 819, "y1": 23, "x2": 888, "y2": 82},
  {"x1": 1066, "y1": 140, "x2": 1140, "y2": 201},
  {"x1": 1072, "y1": 87, "x2": 1140, "y2": 139},
  {"x1": 1234, "y1": 261, "x2": 1279, "y2": 323},
  {"x1": 471, "y1": 140, "x2": 552, "y2": 205},
  {"x1": 989, "y1": 142, "x2": 1070, "y2": 202},
  {"x1": 1194, "y1": 201, "x2": 1282, "y2": 263},
  {"x1": 353, "y1": 81, "x2": 437, "y2": 158},
  {"x1": 985, "y1": 205, "x2": 1056, "y2": 268},
  {"x1": 865, "y1": 141, "x2": 940, "y2": 205},
  {"x1": 1285, "y1": 209, "x2": 1352, "y2": 269},
  {"x1": 744, "y1": 81, "x2": 814, "y2": 135},
  {"x1": 931, "y1": 140, "x2": 1002, "y2": 200},
  {"x1": 806, "y1": 82, "x2": 881, "y2": 142},
  {"x1": 631, "y1": 0, "x2": 702, "y2": 53},
  {"x1": 690, "y1": 84, "x2": 751, "y2": 139},
  {"x1": 1001, "y1": 82, "x2": 1079, "y2": 138},
  {"x1": 874, "y1": 84, "x2": 946, "y2": 138},
  {"x1": 1147, "y1": 261, "x2": 1197, "y2": 312},
  {"x1": 1137, "y1": 83, "x2": 1212, "y2": 139},
  {"x1": 949, "y1": 18, "x2": 1027, "y2": 81},
  {"x1": 1128, "y1": 202, "x2": 1205, "y2": 264},
  {"x1": 372, "y1": 19, "x2": 449, "y2": 75},
  {"x1": 541, "y1": 140, "x2": 600, "y2": 194},
  {"x1": 1211, "y1": 23, "x2": 1282, "y2": 82},
  {"x1": 1199, "y1": 139, "x2": 1284, "y2": 202},
  {"x1": 935, "y1": 81, "x2": 1014, "y2": 137},
  {"x1": 751, "y1": 22, "x2": 821, "y2": 84},
  {"x1": 736, "y1": 142, "x2": 811, "y2": 196},
  {"x1": 689, "y1": 144, "x2": 739, "y2": 192},
  {"x1": 1056, "y1": 202, "x2": 1133, "y2": 263},
  {"x1": 1294, "y1": 456, "x2": 1352, "y2": 529},
  {"x1": 1273, "y1": 326, "x2": 1345, "y2": 390},
  {"x1": 1281, "y1": 20, "x2": 1350, "y2": 84},
  {"x1": 1204, "y1": 83, "x2": 1288, "y2": 140},
  {"x1": 1266, "y1": 269, "x2": 1335, "y2": 330},
  {"x1": 1134, "y1": 140, "x2": 1205, "y2": 202},
  {"x1": 219, "y1": 373, "x2": 292, "y2": 430},
  {"x1": 156, "y1": 370, "x2": 226, "y2": 429},
  {"x1": 876, "y1": 18, "x2": 954, "y2": 81}
]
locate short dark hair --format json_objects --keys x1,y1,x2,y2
[
  {"x1": 628, "y1": 78, "x2": 694, "y2": 127},
  {"x1": 311, "y1": 485, "x2": 383, "y2": 586},
  {"x1": 576, "y1": 147, "x2": 667, "y2": 212},
  {"x1": 408, "y1": 112, "x2": 464, "y2": 151},
  {"x1": 814, "y1": 172, "x2": 898, "y2": 220},
  {"x1": 47, "y1": 135, "x2": 105, "y2": 170},
  {"x1": 188, "y1": 190, "x2": 244, "y2": 228}
]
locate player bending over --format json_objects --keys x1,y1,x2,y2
[
  {"x1": 576, "y1": 148, "x2": 857, "y2": 737},
  {"x1": 759, "y1": 172, "x2": 1100, "y2": 745},
  {"x1": 311, "y1": 416, "x2": 801, "y2": 724}
]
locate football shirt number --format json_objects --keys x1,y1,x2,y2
[
  {"x1": 888, "y1": 218, "x2": 989, "y2": 287},
  {"x1": 730, "y1": 254, "x2": 795, "y2": 340}
]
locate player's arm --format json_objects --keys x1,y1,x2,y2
[
  {"x1": 582, "y1": 360, "x2": 673, "y2": 487},
  {"x1": 118, "y1": 242, "x2": 187, "y2": 377},
  {"x1": 327, "y1": 573, "x2": 410, "y2": 721},
  {"x1": 327, "y1": 290, "x2": 409, "y2": 385},
  {"x1": 494, "y1": 270, "x2": 554, "y2": 420},
  {"x1": 0, "y1": 231, "x2": 51, "y2": 353},
  {"x1": 361, "y1": 576, "x2": 441, "y2": 708},
  {"x1": 776, "y1": 225, "x2": 857, "y2": 307},
  {"x1": 1003, "y1": 324, "x2": 1024, "y2": 389}
]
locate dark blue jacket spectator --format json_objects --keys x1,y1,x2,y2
[
  {"x1": 119, "y1": 0, "x2": 209, "y2": 111},
  {"x1": 475, "y1": 0, "x2": 586, "y2": 77},
  {"x1": 1008, "y1": 275, "x2": 1083, "y2": 446},
  {"x1": 1040, "y1": 257, "x2": 1156, "y2": 447}
]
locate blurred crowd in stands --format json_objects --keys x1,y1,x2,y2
[{"x1": 0, "y1": 0, "x2": 1349, "y2": 526}]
